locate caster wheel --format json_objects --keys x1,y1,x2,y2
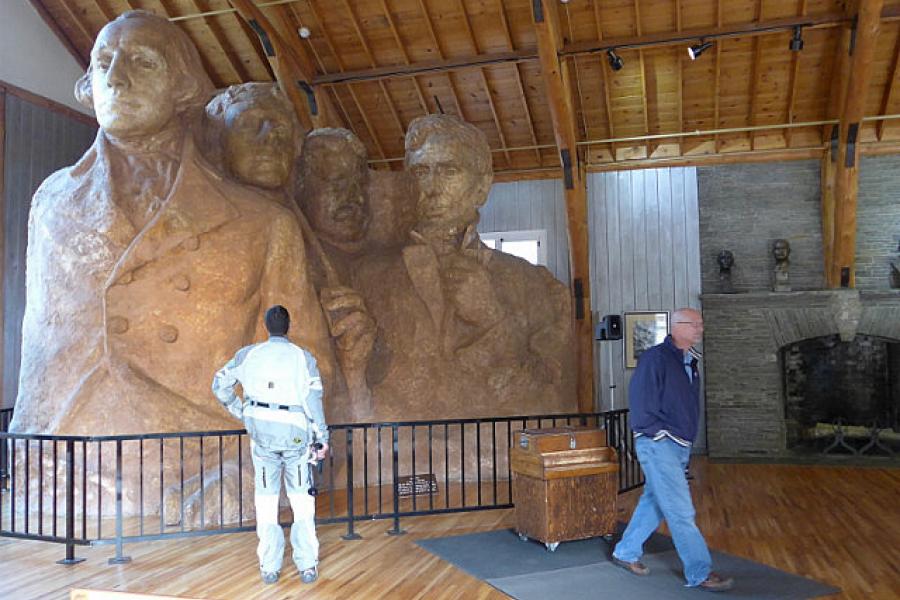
[
  {"x1": 517, "y1": 532, "x2": 529, "y2": 542},
  {"x1": 602, "y1": 534, "x2": 615, "y2": 543},
  {"x1": 545, "y1": 542, "x2": 559, "y2": 552}
]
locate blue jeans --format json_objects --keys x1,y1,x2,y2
[{"x1": 612, "y1": 436, "x2": 712, "y2": 586}]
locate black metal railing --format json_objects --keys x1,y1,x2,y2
[
  {"x1": 1, "y1": 410, "x2": 642, "y2": 563},
  {"x1": 1, "y1": 408, "x2": 12, "y2": 488}
]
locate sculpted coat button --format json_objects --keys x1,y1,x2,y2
[
  {"x1": 172, "y1": 274, "x2": 190, "y2": 291},
  {"x1": 181, "y1": 236, "x2": 200, "y2": 251},
  {"x1": 158, "y1": 325, "x2": 179, "y2": 343},
  {"x1": 108, "y1": 316, "x2": 129, "y2": 334}
]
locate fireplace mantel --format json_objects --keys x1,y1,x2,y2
[{"x1": 700, "y1": 289, "x2": 900, "y2": 457}]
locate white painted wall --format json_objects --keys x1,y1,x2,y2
[{"x1": 0, "y1": 2, "x2": 91, "y2": 114}]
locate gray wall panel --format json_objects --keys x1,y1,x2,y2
[
  {"x1": 480, "y1": 179, "x2": 571, "y2": 286},
  {"x1": 588, "y1": 167, "x2": 704, "y2": 448},
  {"x1": 3, "y1": 94, "x2": 95, "y2": 408}
]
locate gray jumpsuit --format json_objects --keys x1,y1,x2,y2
[{"x1": 212, "y1": 335, "x2": 328, "y2": 574}]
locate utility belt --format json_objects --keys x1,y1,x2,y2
[{"x1": 248, "y1": 399, "x2": 306, "y2": 413}]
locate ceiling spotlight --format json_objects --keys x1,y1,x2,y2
[
  {"x1": 298, "y1": 26, "x2": 311, "y2": 39},
  {"x1": 687, "y1": 41, "x2": 713, "y2": 60},
  {"x1": 789, "y1": 26, "x2": 804, "y2": 51},
  {"x1": 606, "y1": 49, "x2": 624, "y2": 71}
]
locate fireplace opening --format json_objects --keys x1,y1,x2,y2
[{"x1": 782, "y1": 334, "x2": 900, "y2": 455}]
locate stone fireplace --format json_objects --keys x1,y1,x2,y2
[{"x1": 701, "y1": 289, "x2": 900, "y2": 458}]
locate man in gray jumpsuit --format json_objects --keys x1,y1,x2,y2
[{"x1": 213, "y1": 305, "x2": 329, "y2": 585}]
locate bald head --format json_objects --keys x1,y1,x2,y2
[{"x1": 671, "y1": 308, "x2": 703, "y2": 350}]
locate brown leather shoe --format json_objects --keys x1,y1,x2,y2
[
  {"x1": 611, "y1": 556, "x2": 650, "y2": 576},
  {"x1": 698, "y1": 572, "x2": 734, "y2": 592}
]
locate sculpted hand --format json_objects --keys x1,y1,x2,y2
[
  {"x1": 320, "y1": 286, "x2": 376, "y2": 369},
  {"x1": 440, "y1": 254, "x2": 504, "y2": 326}
]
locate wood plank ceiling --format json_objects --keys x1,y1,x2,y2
[{"x1": 30, "y1": 0, "x2": 900, "y2": 179}]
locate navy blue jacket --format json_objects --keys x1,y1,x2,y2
[{"x1": 628, "y1": 335, "x2": 701, "y2": 443}]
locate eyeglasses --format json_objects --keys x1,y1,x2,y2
[{"x1": 674, "y1": 321, "x2": 704, "y2": 328}]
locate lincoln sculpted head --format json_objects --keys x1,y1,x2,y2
[{"x1": 74, "y1": 10, "x2": 214, "y2": 140}]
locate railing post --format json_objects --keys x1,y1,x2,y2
[
  {"x1": 387, "y1": 425, "x2": 405, "y2": 536},
  {"x1": 108, "y1": 439, "x2": 131, "y2": 564},
  {"x1": 341, "y1": 428, "x2": 361, "y2": 540},
  {"x1": 57, "y1": 439, "x2": 84, "y2": 565}
]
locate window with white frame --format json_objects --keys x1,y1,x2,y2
[{"x1": 479, "y1": 229, "x2": 547, "y2": 266}]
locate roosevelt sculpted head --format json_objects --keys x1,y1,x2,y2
[
  {"x1": 295, "y1": 128, "x2": 370, "y2": 248},
  {"x1": 75, "y1": 10, "x2": 214, "y2": 140},
  {"x1": 405, "y1": 115, "x2": 493, "y2": 237},
  {"x1": 205, "y1": 83, "x2": 301, "y2": 189}
]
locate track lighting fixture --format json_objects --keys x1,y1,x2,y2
[
  {"x1": 298, "y1": 26, "x2": 311, "y2": 39},
  {"x1": 687, "y1": 41, "x2": 713, "y2": 60},
  {"x1": 789, "y1": 26, "x2": 804, "y2": 51},
  {"x1": 606, "y1": 49, "x2": 624, "y2": 71}
]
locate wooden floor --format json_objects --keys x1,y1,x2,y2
[{"x1": 1, "y1": 458, "x2": 898, "y2": 600}]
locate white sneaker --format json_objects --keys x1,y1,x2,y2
[
  {"x1": 261, "y1": 570, "x2": 279, "y2": 584},
  {"x1": 301, "y1": 566, "x2": 318, "y2": 584}
]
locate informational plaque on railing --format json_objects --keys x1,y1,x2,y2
[{"x1": 396, "y1": 474, "x2": 438, "y2": 498}]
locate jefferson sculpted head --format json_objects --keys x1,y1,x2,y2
[
  {"x1": 294, "y1": 128, "x2": 370, "y2": 248},
  {"x1": 75, "y1": 10, "x2": 214, "y2": 139},
  {"x1": 404, "y1": 115, "x2": 493, "y2": 235},
  {"x1": 205, "y1": 83, "x2": 301, "y2": 189}
]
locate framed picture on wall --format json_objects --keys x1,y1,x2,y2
[{"x1": 624, "y1": 311, "x2": 670, "y2": 368}]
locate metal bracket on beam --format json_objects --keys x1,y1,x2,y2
[
  {"x1": 298, "y1": 81, "x2": 318, "y2": 116},
  {"x1": 561, "y1": 148, "x2": 574, "y2": 190},
  {"x1": 248, "y1": 19, "x2": 275, "y2": 57},
  {"x1": 845, "y1": 122, "x2": 858, "y2": 168},
  {"x1": 840, "y1": 267, "x2": 850, "y2": 288},
  {"x1": 830, "y1": 126, "x2": 839, "y2": 162},
  {"x1": 849, "y1": 15, "x2": 858, "y2": 57},
  {"x1": 573, "y1": 278, "x2": 584, "y2": 320},
  {"x1": 532, "y1": 0, "x2": 544, "y2": 23}
]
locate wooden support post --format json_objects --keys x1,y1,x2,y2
[
  {"x1": 533, "y1": 0, "x2": 594, "y2": 412},
  {"x1": 831, "y1": 0, "x2": 883, "y2": 288}
]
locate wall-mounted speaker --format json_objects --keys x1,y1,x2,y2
[{"x1": 594, "y1": 314, "x2": 623, "y2": 341}]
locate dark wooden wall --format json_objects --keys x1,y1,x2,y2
[{"x1": 1, "y1": 87, "x2": 95, "y2": 409}]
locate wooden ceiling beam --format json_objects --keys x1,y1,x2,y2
[
  {"x1": 497, "y1": 0, "x2": 542, "y2": 166},
  {"x1": 713, "y1": 1, "x2": 722, "y2": 153},
  {"x1": 415, "y1": 0, "x2": 466, "y2": 120},
  {"x1": 339, "y1": 0, "x2": 407, "y2": 143},
  {"x1": 533, "y1": 0, "x2": 594, "y2": 413},
  {"x1": 635, "y1": 1, "x2": 652, "y2": 156},
  {"x1": 876, "y1": 28, "x2": 900, "y2": 141},
  {"x1": 454, "y1": 0, "x2": 513, "y2": 167},
  {"x1": 308, "y1": 9, "x2": 900, "y2": 87},
  {"x1": 591, "y1": 0, "x2": 616, "y2": 158},
  {"x1": 746, "y1": 1, "x2": 765, "y2": 151},
  {"x1": 832, "y1": 0, "x2": 885, "y2": 288},
  {"x1": 676, "y1": 0, "x2": 684, "y2": 155},
  {"x1": 187, "y1": 0, "x2": 251, "y2": 82},
  {"x1": 784, "y1": 1, "x2": 808, "y2": 147},
  {"x1": 282, "y1": 4, "x2": 353, "y2": 130},
  {"x1": 90, "y1": 0, "x2": 115, "y2": 22},
  {"x1": 378, "y1": 0, "x2": 430, "y2": 116},
  {"x1": 300, "y1": 0, "x2": 385, "y2": 156}
]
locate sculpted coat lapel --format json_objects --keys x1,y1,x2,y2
[{"x1": 12, "y1": 132, "x2": 335, "y2": 435}]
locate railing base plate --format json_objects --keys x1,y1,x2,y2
[
  {"x1": 108, "y1": 556, "x2": 132, "y2": 565},
  {"x1": 341, "y1": 533, "x2": 362, "y2": 541},
  {"x1": 56, "y1": 557, "x2": 86, "y2": 565},
  {"x1": 387, "y1": 529, "x2": 407, "y2": 536}
]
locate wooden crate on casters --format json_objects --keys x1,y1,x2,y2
[{"x1": 510, "y1": 426, "x2": 618, "y2": 551}]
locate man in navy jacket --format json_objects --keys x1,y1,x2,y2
[{"x1": 611, "y1": 308, "x2": 734, "y2": 592}]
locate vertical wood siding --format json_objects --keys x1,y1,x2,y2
[
  {"x1": 2, "y1": 94, "x2": 95, "y2": 408},
  {"x1": 479, "y1": 179, "x2": 571, "y2": 286},
  {"x1": 588, "y1": 168, "x2": 705, "y2": 448}
]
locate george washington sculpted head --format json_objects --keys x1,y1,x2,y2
[{"x1": 75, "y1": 10, "x2": 214, "y2": 139}]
